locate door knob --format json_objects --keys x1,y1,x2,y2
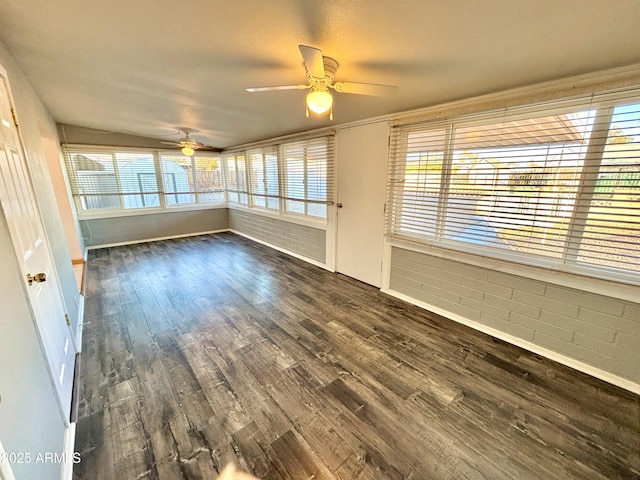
[{"x1": 26, "y1": 272, "x2": 47, "y2": 286}]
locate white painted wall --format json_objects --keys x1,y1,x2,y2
[{"x1": 0, "y1": 39, "x2": 73, "y2": 480}]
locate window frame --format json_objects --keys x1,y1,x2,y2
[
  {"x1": 386, "y1": 91, "x2": 640, "y2": 286},
  {"x1": 223, "y1": 135, "x2": 334, "y2": 223},
  {"x1": 247, "y1": 148, "x2": 280, "y2": 211},
  {"x1": 63, "y1": 146, "x2": 226, "y2": 219}
]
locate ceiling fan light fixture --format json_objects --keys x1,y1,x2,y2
[
  {"x1": 306, "y1": 88, "x2": 333, "y2": 115},
  {"x1": 181, "y1": 145, "x2": 195, "y2": 156}
]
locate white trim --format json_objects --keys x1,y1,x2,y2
[
  {"x1": 387, "y1": 238, "x2": 640, "y2": 304},
  {"x1": 59, "y1": 423, "x2": 76, "y2": 480},
  {"x1": 85, "y1": 228, "x2": 230, "y2": 251},
  {"x1": 0, "y1": 439, "x2": 16, "y2": 480},
  {"x1": 230, "y1": 229, "x2": 332, "y2": 272},
  {"x1": 381, "y1": 287, "x2": 640, "y2": 395}
]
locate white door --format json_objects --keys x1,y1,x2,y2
[
  {"x1": 0, "y1": 72, "x2": 75, "y2": 422},
  {"x1": 335, "y1": 122, "x2": 389, "y2": 287}
]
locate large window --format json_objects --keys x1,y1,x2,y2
[
  {"x1": 224, "y1": 135, "x2": 334, "y2": 219},
  {"x1": 282, "y1": 138, "x2": 331, "y2": 218},
  {"x1": 64, "y1": 148, "x2": 223, "y2": 214},
  {"x1": 387, "y1": 92, "x2": 640, "y2": 284},
  {"x1": 160, "y1": 154, "x2": 224, "y2": 205},
  {"x1": 248, "y1": 148, "x2": 279, "y2": 210},
  {"x1": 225, "y1": 153, "x2": 248, "y2": 205},
  {"x1": 65, "y1": 135, "x2": 334, "y2": 221}
]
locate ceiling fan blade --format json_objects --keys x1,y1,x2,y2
[
  {"x1": 160, "y1": 140, "x2": 180, "y2": 146},
  {"x1": 333, "y1": 82, "x2": 397, "y2": 96},
  {"x1": 299, "y1": 45, "x2": 325, "y2": 79},
  {"x1": 246, "y1": 85, "x2": 309, "y2": 92}
]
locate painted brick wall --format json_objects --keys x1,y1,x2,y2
[
  {"x1": 389, "y1": 246, "x2": 640, "y2": 384},
  {"x1": 80, "y1": 208, "x2": 229, "y2": 246},
  {"x1": 229, "y1": 209, "x2": 326, "y2": 264}
]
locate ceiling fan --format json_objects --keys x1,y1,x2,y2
[
  {"x1": 246, "y1": 45, "x2": 397, "y2": 120},
  {"x1": 161, "y1": 128, "x2": 218, "y2": 156}
]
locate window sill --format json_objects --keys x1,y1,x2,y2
[
  {"x1": 386, "y1": 237, "x2": 640, "y2": 303},
  {"x1": 77, "y1": 203, "x2": 227, "y2": 220}
]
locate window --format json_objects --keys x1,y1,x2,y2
[
  {"x1": 225, "y1": 153, "x2": 248, "y2": 205},
  {"x1": 159, "y1": 154, "x2": 224, "y2": 205},
  {"x1": 67, "y1": 152, "x2": 160, "y2": 210},
  {"x1": 387, "y1": 91, "x2": 640, "y2": 284},
  {"x1": 64, "y1": 148, "x2": 224, "y2": 214},
  {"x1": 248, "y1": 148, "x2": 279, "y2": 210},
  {"x1": 282, "y1": 138, "x2": 331, "y2": 218},
  {"x1": 64, "y1": 135, "x2": 335, "y2": 221},
  {"x1": 225, "y1": 135, "x2": 334, "y2": 219}
]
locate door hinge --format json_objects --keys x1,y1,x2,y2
[
  {"x1": 10, "y1": 108, "x2": 18, "y2": 127},
  {"x1": 65, "y1": 314, "x2": 70, "y2": 327}
]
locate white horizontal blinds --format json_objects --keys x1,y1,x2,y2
[
  {"x1": 387, "y1": 88, "x2": 640, "y2": 282},
  {"x1": 64, "y1": 151, "x2": 161, "y2": 210},
  {"x1": 159, "y1": 154, "x2": 196, "y2": 205},
  {"x1": 248, "y1": 147, "x2": 279, "y2": 210},
  {"x1": 443, "y1": 113, "x2": 592, "y2": 258},
  {"x1": 64, "y1": 147, "x2": 226, "y2": 213},
  {"x1": 158, "y1": 154, "x2": 224, "y2": 206},
  {"x1": 576, "y1": 102, "x2": 640, "y2": 272},
  {"x1": 306, "y1": 139, "x2": 331, "y2": 217},
  {"x1": 387, "y1": 127, "x2": 448, "y2": 239},
  {"x1": 115, "y1": 153, "x2": 160, "y2": 208},
  {"x1": 64, "y1": 152, "x2": 122, "y2": 210},
  {"x1": 225, "y1": 153, "x2": 248, "y2": 205},
  {"x1": 281, "y1": 136, "x2": 334, "y2": 217},
  {"x1": 193, "y1": 155, "x2": 224, "y2": 203},
  {"x1": 283, "y1": 142, "x2": 305, "y2": 214}
]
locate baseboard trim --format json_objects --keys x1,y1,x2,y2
[
  {"x1": 381, "y1": 287, "x2": 640, "y2": 395},
  {"x1": 60, "y1": 422, "x2": 76, "y2": 480},
  {"x1": 230, "y1": 229, "x2": 332, "y2": 272},
  {"x1": 84, "y1": 229, "x2": 231, "y2": 251}
]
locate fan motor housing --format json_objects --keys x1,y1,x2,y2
[{"x1": 322, "y1": 57, "x2": 339, "y2": 83}]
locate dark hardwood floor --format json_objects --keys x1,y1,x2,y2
[{"x1": 74, "y1": 232, "x2": 640, "y2": 480}]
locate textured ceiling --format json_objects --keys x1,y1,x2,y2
[{"x1": 1, "y1": 0, "x2": 640, "y2": 149}]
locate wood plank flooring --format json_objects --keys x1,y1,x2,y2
[{"x1": 73, "y1": 232, "x2": 640, "y2": 480}]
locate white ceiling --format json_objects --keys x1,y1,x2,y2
[{"x1": 1, "y1": 0, "x2": 640, "y2": 149}]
